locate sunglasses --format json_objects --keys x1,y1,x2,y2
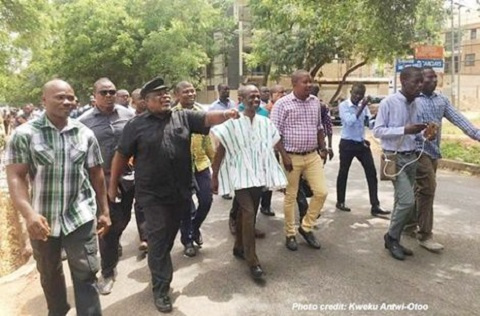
[{"x1": 98, "y1": 90, "x2": 117, "y2": 96}]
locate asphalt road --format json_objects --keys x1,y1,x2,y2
[{"x1": 3, "y1": 128, "x2": 480, "y2": 316}]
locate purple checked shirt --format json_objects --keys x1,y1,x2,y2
[{"x1": 271, "y1": 92, "x2": 323, "y2": 152}]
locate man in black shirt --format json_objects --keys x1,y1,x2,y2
[{"x1": 108, "y1": 77, "x2": 239, "y2": 313}]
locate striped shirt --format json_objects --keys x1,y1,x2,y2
[
  {"x1": 4, "y1": 114, "x2": 103, "y2": 237},
  {"x1": 416, "y1": 92, "x2": 480, "y2": 159},
  {"x1": 270, "y1": 93, "x2": 323, "y2": 153},
  {"x1": 373, "y1": 92, "x2": 419, "y2": 152},
  {"x1": 211, "y1": 114, "x2": 287, "y2": 195}
]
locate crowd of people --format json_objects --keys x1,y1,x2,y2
[{"x1": 3, "y1": 66, "x2": 480, "y2": 315}]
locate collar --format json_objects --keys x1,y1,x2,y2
[
  {"x1": 172, "y1": 102, "x2": 203, "y2": 112},
  {"x1": 92, "y1": 104, "x2": 119, "y2": 116},
  {"x1": 418, "y1": 91, "x2": 438, "y2": 99},
  {"x1": 290, "y1": 92, "x2": 315, "y2": 102},
  {"x1": 217, "y1": 98, "x2": 231, "y2": 106},
  {"x1": 144, "y1": 109, "x2": 172, "y2": 120},
  {"x1": 36, "y1": 113, "x2": 78, "y2": 133},
  {"x1": 347, "y1": 98, "x2": 358, "y2": 107}
]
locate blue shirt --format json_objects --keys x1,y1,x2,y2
[
  {"x1": 416, "y1": 92, "x2": 480, "y2": 159},
  {"x1": 208, "y1": 98, "x2": 235, "y2": 111},
  {"x1": 373, "y1": 91, "x2": 420, "y2": 152},
  {"x1": 339, "y1": 98, "x2": 372, "y2": 142},
  {"x1": 238, "y1": 103, "x2": 270, "y2": 117}
]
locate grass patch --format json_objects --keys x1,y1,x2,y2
[
  {"x1": 441, "y1": 115, "x2": 480, "y2": 136},
  {"x1": 441, "y1": 140, "x2": 480, "y2": 164}
]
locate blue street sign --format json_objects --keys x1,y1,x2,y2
[{"x1": 395, "y1": 59, "x2": 444, "y2": 72}]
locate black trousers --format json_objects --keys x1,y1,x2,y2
[
  {"x1": 143, "y1": 200, "x2": 187, "y2": 298},
  {"x1": 336, "y1": 139, "x2": 379, "y2": 207},
  {"x1": 99, "y1": 184, "x2": 135, "y2": 278},
  {"x1": 31, "y1": 220, "x2": 101, "y2": 316}
]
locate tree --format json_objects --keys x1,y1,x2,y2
[
  {"x1": 0, "y1": 0, "x2": 50, "y2": 104},
  {"x1": 246, "y1": 0, "x2": 445, "y2": 103},
  {"x1": 1, "y1": 0, "x2": 234, "y2": 105}
]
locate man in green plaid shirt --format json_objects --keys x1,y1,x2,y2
[{"x1": 5, "y1": 79, "x2": 111, "y2": 316}]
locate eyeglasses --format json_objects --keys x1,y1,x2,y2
[{"x1": 98, "y1": 90, "x2": 117, "y2": 96}]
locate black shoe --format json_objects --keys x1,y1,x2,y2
[
  {"x1": 184, "y1": 243, "x2": 196, "y2": 257},
  {"x1": 250, "y1": 265, "x2": 264, "y2": 280},
  {"x1": 285, "y1": 236, "x2": 298, "y2": 251},
  {"x1": 260, "y1": 206, "x2": 275, "y2": 216},
  {"x1": 336, "y1": 203, "x2": 351, "y2": 212},
  {"x1": 233, "y1": 248, "x2": 245, "y2": 260},
  {"x1": 384, "y1": 233, "x2": 405, "y2": 260},
  {"x1": 371, "y1": 206, "x2": 391, "y2": 217},
  {"x1": 298, "y1": 226, "x2": 321, "y2": 249},
  {"x1": 229, "y1": 217, "x2": 236, "y2": 235},
  {"x1": 155, "y1": 295, "x2": 173, "y2": 313},
  {"x1": 118, "y1": 244, "x2": 123, "y2": 257},
  {"x1": 193, "y1": 231, "x2": 203, "y2": 247},
  {"x1": 222, "y1": 194, "x2": 233, "y2": 200},
  {"x1": 400, "y1": 245, "x2": 413, "y2": 256}
]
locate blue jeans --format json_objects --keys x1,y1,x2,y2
[
  {"x1": 31, "y1": 220, "x2": 101, "y2": 316},
  {"x1": 180, "y1": 168, "x2": 213, "y2": 245},
  {"x1": 388, "y1": 153, "x2": 417, "y2": 241}
]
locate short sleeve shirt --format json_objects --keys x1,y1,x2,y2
[
  {"x1": 79, "y1": 105, "x2": 134, "y2": 176},
  {"x1": 117, "y1": 110, "x2": 209, "y2": 206},
  {"x1": 4, "y1": 114, "x2": 103, "y2": 236}
]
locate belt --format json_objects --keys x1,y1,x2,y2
[
  {"x1": 385, "y1": 150, "x2": 416, "y2": 155},
  {"x1": 286, "y1": 149, "x2": 317, "y2": 156}
]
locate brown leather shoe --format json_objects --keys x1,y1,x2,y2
[
  {"x1": 229, "y1": 217, "x2": 236, "y2": 235},
  {"x1": 255, "y1": 228, "x2": 265, "y2": 239}
]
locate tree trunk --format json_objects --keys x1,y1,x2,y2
[
  {"x1": 309, "y1": 57, "x2": 329, "y2": 79},
  {"x1": 262, "y1": 63, "x2": 271, "y2": 86},
  {"x1": 328, "y1": 59, "x2": 368, "y2": 105}
]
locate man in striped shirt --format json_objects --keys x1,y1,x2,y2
[
  {"x1": 5, "y1": 79, "x2": 110, "y2": 316},
  {"x1": 271, "y1": 70, "x2": 329, "y2": 251},
  {"x1": 211, "y1": 84, "x2": 288, "y2": 280}
]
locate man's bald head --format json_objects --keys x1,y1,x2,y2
[
  {"x1": 41, "y1": 79, "x2": 75, "y2": 123},
  {"x1": 42, "y1": 79, "x2": 73, "y2": 97}
]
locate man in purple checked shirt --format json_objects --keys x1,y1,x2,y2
[{"x1": 271, "y1": 70, "x2": 329, "y2": 251}]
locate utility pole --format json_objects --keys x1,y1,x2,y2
[
  {"x1": 457, "y1": 5, "x2": 462, "y2": 109},
  {"x1": 451, "y1": 0, "x2": 455, "y2": 105}
]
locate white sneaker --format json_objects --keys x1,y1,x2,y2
[{"x1": 418, "y1": 238, "x2": 444, "y2": 252}]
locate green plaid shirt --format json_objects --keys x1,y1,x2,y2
[{"x1": 4, "y1": 114, "x2": 103, "y2": 237}]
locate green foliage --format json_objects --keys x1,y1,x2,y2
[
  {"x1": 441, "y1": 140, "x2": 480, "y2": 165},
  {"x1": 0, "y1": 0, "x2": 234, "y2": 105},
  {"x1": 247, "y1": 0, "x2": 445, "y2": 78}
]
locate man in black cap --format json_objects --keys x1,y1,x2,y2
[{"x1": 108, "y1": 77, "x2": 239, "y2": 313}]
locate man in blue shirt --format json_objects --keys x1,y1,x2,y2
[
  {"x1": 373, "y1": 67, "x2": 428, "y2": 261},
  {"x1": 209, "y1": 83, "x2": 236, "y2": 111},
  {"x1": 336, "y1": 83, "x2": 390, "y2": 217},
  {"x1": 408, "y1": 67, "x2": 480, "y2": 252}
]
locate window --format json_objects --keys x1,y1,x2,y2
[
  {"x1": 465, "y1": 53, "x2": 475, "y2": 67},
  {"x1": 471, "y1": 29, "x2": 477, "y2": 40},
  {"x1": 445, "y1": 56, "x2": 459, "y2": 74},
  {"x1": 445, "y1": 31, "x2": 460, "y2": 51}
]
